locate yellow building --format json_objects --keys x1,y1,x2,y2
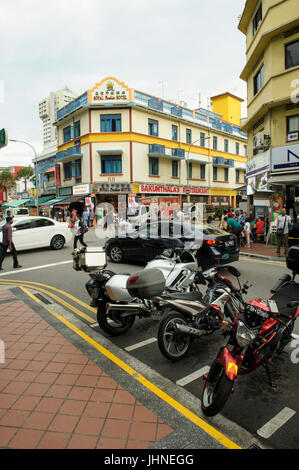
[
  {"x1": 53, "y1": 77, "x2": 247, "y2": 211},
  {"x1": 239, "y1": 0, "x2": 299, "y2": 221}
]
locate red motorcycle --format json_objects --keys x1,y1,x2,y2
[{"x1": 201, "y1": 246, "x2": 299, "y2": 417}]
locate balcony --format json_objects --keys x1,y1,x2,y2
[
  {"x1": 148, "y1": 144, "x2": 166, "y2": 156},
  {"x1": 170, "y1": 106, "x2": 183, "y2": 118},
  {"x1": 56, "y1": 145, "x2": 83, "y2": 161},
  {"x1": 213, "y1": 157, "x2": 234, "y2": 167},
  {"x1": 148, "y1": 98, "x2": 163, "y2": 112},
  {"x1": 56, "y1": 92, "x2": 88, "y2": 121},
  {"x1": 171, "y1": 148, "x2": 185, "y2": 158}
]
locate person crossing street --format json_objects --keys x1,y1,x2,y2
[{"x1": 0, "y1": 217, "x2": 22, "y2": 271}]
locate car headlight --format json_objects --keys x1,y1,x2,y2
[{"x1": 236, "y1": 320, "x2": 258, "y2": 347}]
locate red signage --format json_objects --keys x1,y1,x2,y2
[
  {"x1": 139, "y1": 184, "x2": 209, "y2": 195},
  {"x1": 55, "y1": 164, "x2": 61, "y2": 187}
]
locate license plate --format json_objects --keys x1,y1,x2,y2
[{"x1": 225, "y1": 241, "x2": 235, "y2": 247}]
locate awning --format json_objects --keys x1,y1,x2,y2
[
  {"x1": 268, "y1": 173, "x2": 299, "y2": 185},
  {"x1": 25, "y1": 195, "x2": 55, "y2": 207},
  {"x1": 3, "y1": 198, "x2": 30, "y2": 209},
  {"x1": 40, "y1": 195, "x2": 86, "y2": 206},
  {"x1": 40, "y1": 196, "x2": 70, "y2": 206},
  {"x1": 44, "y1": 166, "x2": 55, "y2": 174}
]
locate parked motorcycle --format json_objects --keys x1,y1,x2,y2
[
  {"x1": 74, "y1": 247, "x2": 203, "y2": 336},
  {"x1": 201, "y1": 246, "x2": 299, "y2": 417},
  {"x1": 155, "y1": 264, "x2": 249, "y2": 361}
]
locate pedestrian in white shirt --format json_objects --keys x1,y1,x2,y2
[
  {"x1": 276, "y1": 208, "x2": 292, "y2": 257},
  {"x1": 244, "y1": 218, "x2": 251, "y2": 248}
]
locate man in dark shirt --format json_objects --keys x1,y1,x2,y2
[{"x1": 0, "y1": 217, "x2": 22, "y2": 271}]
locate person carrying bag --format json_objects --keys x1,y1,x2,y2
[{"x1": 276, "y1": 208, "x2": 291, "y2": 257}]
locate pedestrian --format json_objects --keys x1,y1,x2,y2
[
  {"x1": 71, "y1": 208, "x2": 77, "y2": 228},
  {"x1": 219, "y1": 210, "x2": 228, "y2": 230},
  {"x1": 73, "y1": 214, "x2": 88, "y2": 251},
  {"x1": 83, "y1": 208, "x2": 89, "y2": 227},
  {"x1": 244, "y1": 218, "x2": 251, "y2": 248},
  {"x1": 0, "y1": 217, "x2": 22, "y2": 271},
  {"x1": 89, "y1": 208, "x2": 95, "y2": 228},
  {"x1": 65, "y1": 208, "x2": 70, "y2": 226},
  {"x1": 225, "y1": 216, "x2": 242, "y2": 246},
  {"x1": 228, "y1": 208, "x2": 234, "y2": 218},
  {"x1": 237, "y1": 210, "x2": 245, "y2": 227},
  {"x1": 276, "y1": 208, "x2": 292, "y2": 257},
  {"x1": 255, "y1": 217, "x2": 265, "y2": 242}
]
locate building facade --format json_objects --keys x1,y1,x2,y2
[
  {"x1": 239, "y1": 0, "x2": 299, "y2": 222},
  {"x1": 52, "y1": 77, "x2": 247, "y2": 213},
  {"x1": 36, "y1": 87, "x2": 77, "y2": 196}
]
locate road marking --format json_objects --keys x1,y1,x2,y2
[
  {"x1": 21, "y1": 287, "x2": 241, "y2": 450},
  {"x1": 239, "y1": 256, "x2": 285, "y2": 267},
  {"x1": 19, "y1": 286, "x2": 41, "y2": 303},
  {"x1": 176, "y1": 366, "x2": 210, "y2": 387},
  {"x1": 0, "y1": 260, "x2": 72, "y2": 277},
  {"x1": 257, "y1": 407, "x2": 296, "y2": 439},
  {"x1": 125, "y1": 337, "x2": 157, "y2": 352}
]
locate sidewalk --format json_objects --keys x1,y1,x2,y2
[
  {"x1": 240, "y1": 242, "x2": 284, "y2": 261},
  {"x1": 0, "y1": 286, "x2": 231, "y2": 450}
]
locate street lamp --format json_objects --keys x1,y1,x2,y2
[
  {"x1": 186, "y1": 136, "x2": 211, "y2": 195},
  {"x1": 9, "y1": 139, "x2": 39, "y2": 214}
]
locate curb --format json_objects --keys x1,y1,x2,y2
[{"x1": 240, "y1": 251, "x2": 284, "y2": 262}]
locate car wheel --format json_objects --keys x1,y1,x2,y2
[
  {"x1": 50, "y1": 235, "x2": 65, "y2": 250},
  {"x1": 108, "y1": 244, "x2": 124, "y2": 263}
]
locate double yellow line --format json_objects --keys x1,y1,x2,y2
[{"x1": 0, "y1": 278, "x2": 242, "y2": 450}]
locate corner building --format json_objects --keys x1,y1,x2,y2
[
  {"x1": 54, "y1": 77, "x2": 247, "y2": 211},
  {"x1": 239, "y1": 0, "x2": 299, "y2": 221}
]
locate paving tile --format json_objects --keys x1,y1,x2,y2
[
  {"x1": 22, "y1": 411, "x2": 54, "y2": 430},
  {"x1": 0, "y1": 409, "x2": 30, "y2": 427},
  {"x1": 113, "y1": 390, "x2": 136, "y2": 405},
  {"x1": 133, "y1": 405, "x2": 159, "y2": 423},
  {"x1": 96, "y1": 377, "x2": 118, "y2": 389},
  {"x1": 101, "y1": 419, "x2": 131, "y2": 439},
  {"x1": 83, "y1": 402, "x2": 110, "y2": 419},
  {"x1": 54, "y1": 374, "x2": 79, "y2": 386},
  {"x1": 63, "y1": 364, "x2": 86, "y2": 375},
  {"x1": 68, "y1": 386, "x2": 93, "y2": 401},
  {"x1": 23, "y1": 383, "x2": 51, "y2": 397},
  {"x1": 35, "y1": 372, "x2": 59, "y2": 384},
  {"x1": 108, "y1": 403, "x2": 134, "y2": 421},
  {"x1": 0, "y1": 393, "x2": 18, "y2": 409},
  {"x1": 15, "y1": 371, "x2": 39, "y2": 383},
  {"x1": 59, "y1": 400, "x2": 87, "y2": 416},
  {"x1": 156, "y1": 423, "x2": 173, "y2": 440},
  {"x1": 35, "y1": 397, "x2": 64, "y2": 414},
  {"x1": 2, "y1": 381, "x2": 30, "y2": 395},
  {"x1": 48, "y1": 414, "x2": 79, "y2": 433},
  {"x1": 90, "y1": 388, "x2": 115, "y2": 403},
  {"x1": 43, "y1": 362, "x2": 66, "y2": 373},
  {"x1": 129, "y1": 422, "x2": 157, "y2": 442},
  {"x1": 67, "y1": 434, "x2": 98, "y2": 449},
  {"x1": 24, "y1": 361, "x2": 48, "y2": 372},
  {"x1": 74, "y1": 416, "x2": 104, "y2": 436},
  {"x1": 0, "y1": 370, "x2": 19, "y2": 381},
  {"x1": 37, "y1": 431, "x2": 71, "y2": 449},
  {"x1": 46, "y1": 384, "x2": 72, "y2": 399},
  {"x1": 69, "y1": 355, "x2": 89, "y2": 365},
  {"x1": 126, "y1": 440, "x2": 151, "y2": 449},
  {"x1": 8, "y1": 428, "x2": 43, "y2": 449},
  {"x1": 96, "y1": 437, "x2": 126, "y2": 449},
  {"x1": 11, "y1": 395, "x2": 41, "y2": 412},
  {"x1": 0, "y1": 426, "x2": 18, "y2": 447},
  {"x1": 82, "y1": 364, "x2": 103, "y2": 376},
  {"x1": 75, "y1": 375, "x2": 98, "y2": 388}
]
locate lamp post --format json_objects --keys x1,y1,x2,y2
[
  {"x1": 9, "y1": 139, "x2": 39, "y2": 214},
  {"x1": 186, "y1": 136, "x2": 211, "y2": 199}
]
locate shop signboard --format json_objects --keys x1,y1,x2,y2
[
  {"x1": 88, "y1": 77, "x2": 134, "y2": 105},
  {"x1": 137, "y1": 183, "x2": 209, "y2": 196},
  {"x1": 96, "y1": 183, "x2": 132, "y2": 193},
  {"x1": 272, "y1": 144, "x2": 299, "y2": 172},
  {"x1": 73, "y1": 184, "x2": 90, "y2": 195}
]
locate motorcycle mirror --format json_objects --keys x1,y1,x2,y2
[{"x1": 227, "y1": 266, "x2": 241, "y2": 277}]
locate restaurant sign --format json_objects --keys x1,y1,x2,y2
[
  {"x1": 88, "y1": 77, "x2": 134, "y2": 104},
  {"x1": 138, "y1": 184, "x2": 209, "y2": 195}
]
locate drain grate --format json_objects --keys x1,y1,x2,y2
[
  {"x1": 248, "y1": 444, "x2": 261, "y2": 449},
  {"x1": 34, "y1": 293, "x2": 52, "y2": 305}
]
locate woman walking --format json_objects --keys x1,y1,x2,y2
[{"x1": 73, "y1": 214, "x2": 88, "y2": 251}]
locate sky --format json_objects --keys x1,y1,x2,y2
[{"x1": 0, "y1": 0, "x2": 247, "y2": 167}]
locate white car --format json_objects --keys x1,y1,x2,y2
[{"x1": 0, "y1": 216, "x2": 72, "y2": 251}]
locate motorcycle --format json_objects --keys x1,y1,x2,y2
[
  {"x1": 77, "y1": 247, "x2": 203, "y2": 336},
  {"x1": 155, "y1": 264, "x2": 250, "y2": 361},
  {"x1": 201, "y1": 246, "x2": 299, "y2": 417}
]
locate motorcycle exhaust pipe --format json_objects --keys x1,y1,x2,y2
[
  {"x1": 106, "y1": 302, "x2": 146, "y2": 314},
  {"x1": 174, "y1": 323, "x2": 207, "y2": 338}
]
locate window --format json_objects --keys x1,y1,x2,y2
[
  {"x1": 252, "y1": 3, "x2": 262, "y2": 36},
  {"x1": 100, "y1": 114, "x2": 121, "y2": 132},
  {"x1": 73, "y1": 121, "x2": 80, "y2": 139},
  {"x1": 236, "y1": 169, "x2": 240, "y2": 183},
  {"x1": 187, "y1": 162, "x2": 192, "y2": 179},
  {"x1": 64, "y1": 161, "x2": 72, "y2": 179},
  {"x1": 254, "y1": 64, "x2": 264, "y2": 95},
  {"x1": 172, "y1": 160, "x2": 178, "y2": 177},
  {"x1": 287, "y1": 115, "x2": 299, "y2": 141},
  {"x1": 286, "y1": 40, "x2": 299, "y2": 69},
  {"x1": 244, "y1": 145, "x2": 247, "y2": 156},
  {"x1": 172, "y1": 125, "x2": 178, "y2": 141},
  {"x1": 186, "y1": 128, "x2": 192, "y2": 144},
  {"x1": 213, "y1": 166, "x2": 218, "y2": 181},
  {"x1": 236, "y1": 142, "x2": 240, "y2": 155},
  {"x1": 34, "y1": 219, "x2": 54, "y2": 228},
  {"x1": 224, "y1": 167, "x2": 229, "y2": 182},
  {"x1": 14, "y1": 221, "x2": 34, "y2": 231},
  {"x1": 101, "y1": 155, "x2": 122, "y2": 174},
  {"x1": 200, "y1": 132, "x2": 206, "y2": 147},
  {"x1": 149, "y1": 157, "x2": 159, "y2": 175},
  {"x1": 213, "y1": 136, "x2": 218, "y2": 150},
  {"x1": 148, "y1": 119, "x2": 159, "y2": 136},
  {"x1": 63, "y1": 126, "x2": 72, "y2": 143},
  {"x1": 73, "y1": 159, "x2": 81, "y2": 177},
  {"x1": 200, "y1": 164, "x2": 205, "y2": 180},
  {"x1": 224, "y1": 139, "x2": 229, "y2": 153}
]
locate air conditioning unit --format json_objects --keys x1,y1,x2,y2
[{"x1": 253, "y1": 132, "x2": 271, "y2": 150}]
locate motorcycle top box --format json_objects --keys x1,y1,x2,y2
[
  {"x1": 73, "y1": 247, "x2": 107, "y2": 272},
  {"x1": 126, "y1": 268, "x2": 166, "y2": 299},
  {"x1": 287, "y1": 246, "x2": 299, "y2": 274}
]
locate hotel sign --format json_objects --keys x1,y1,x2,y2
[{"x1": 88, "y1": 77, "x2": 133, "y2": 104}]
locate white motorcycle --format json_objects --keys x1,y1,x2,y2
[{"x1": 77, "y1": 247, "x2": 203, "y2": 336}]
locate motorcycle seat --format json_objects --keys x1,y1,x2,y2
[
  {"x1": 163, "y1": 291, "x2": 204, "y2": 302},
  {"x1": 271, "y1": 283, "x2": 299, "y2": 319}
]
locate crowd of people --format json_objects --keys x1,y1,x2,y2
[{"x1": 219, "y1": 208, "x2": 268, "y2": 249}]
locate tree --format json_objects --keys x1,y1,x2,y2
[
  {"x1": 0, "y1": 170, "x2": 15, "y2": 192},
  {"x1": 14, "y1": 167, "x2": 35, "y2": 192}
]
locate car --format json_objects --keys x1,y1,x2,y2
[
  {"x1": 0, "y1": 216, "x2": 72, "y2": 251},
  {"x1": 104, "y1": 221, "x2": 239, "y2": 268},
  {"x1": 5, "y1": 207, "x2": 30, "y2": 218}
]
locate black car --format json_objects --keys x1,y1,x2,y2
[{"x1": 104, "y1": 221, "x2": 239, "y2": 268}]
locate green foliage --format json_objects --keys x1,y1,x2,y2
[{"x1": 0, "y1": 170, "x2": 15, "y2": 191}]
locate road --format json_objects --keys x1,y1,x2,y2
[{"x1": 0, "y1": 228, "x2": 298, "y2": 449}]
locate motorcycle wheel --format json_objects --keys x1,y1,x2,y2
[
  {"x1": 201, "y1": 358, "x2": 234, "y2": 417},
  {"x1": 158, "y1": 312, "x2": 192, "y2": 361},
  {"x1": 97, "y1": 299, "x2": 135, "y2": 336}
]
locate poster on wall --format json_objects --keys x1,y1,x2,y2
[
  {"x1": 246, "y1": 176, "x2": 256, "y2": 195},
  {"x1": 255, "y1": 171, "x2": 269, "y2": 191},
  {"x1": 272, "y1": 192, "x2": 284, "y2": 221}
]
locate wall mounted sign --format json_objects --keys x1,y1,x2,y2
[
  {"x1": 272, "y1": 144, "x2": 299, "y2": 172},
  {"x1": 88, "y1": 77, "x2": 134, "y2": 104}
]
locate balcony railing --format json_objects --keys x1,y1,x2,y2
[
  {"x1": 171, "y1": 148, "x2": 185, "y2": 158},
  {"x1": 56, "y1": 92, "x2": 88, "y2": 121},
  {"x1": 148, "y1": 144, "x2": 165, "y2": 155},
  {"x1": 56, "y1": 145, "x2": 82, "y2": 161}
]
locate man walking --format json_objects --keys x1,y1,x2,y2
[
  {"x1": 276, "y1": 208, "x2": 292, "y2": 257},
  {"x1": 0, "y1": 217, "x2": 22, "y2": 271},
  {"x1": 83, "y1": 208, "x2": 89, "y2": 227},
  {"x1": 225, "y1": 215, "x2": 242, "y2": 247},
  {"x1": 73, "y1": 214, "x2": 88, "y2": 251}
]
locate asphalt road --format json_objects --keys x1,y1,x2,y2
[{"x1": 1, "y1": 228, "x2": 299, "y2": 449}]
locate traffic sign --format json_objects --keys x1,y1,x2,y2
[{"x1": 0, "y1": 128, "x2": 8, "y2": 149}]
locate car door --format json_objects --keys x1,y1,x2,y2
[
  {"x1": 32, "y1": 218, "x2": 56, "y2": 247},
  {"x1": 12, "y1": 219, "x2": 37, "y2": 250}
]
